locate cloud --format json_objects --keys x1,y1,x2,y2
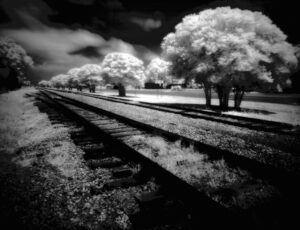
[
  {"x1": 0, "y1": 11, "x2": 157, "y2": 82},
  {"x1": 99, "y1": 37, "x2": 138, "y2": 56},
  {"x1": 130, "y1": 17, "x2": 162, "y2": 31},
  {"x1": 0, "y1": 0, "x2": 54, "y2": 26}
]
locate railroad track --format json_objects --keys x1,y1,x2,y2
[
  {"x1": 49, "y1": 88, "x2": 300, "y2": 136},
  {"x1": 38, "y1": 89, "x2": 299, "y2": 229},
  {"x1": 35, "y1": 91, "x2": 231, "y2": 229}
]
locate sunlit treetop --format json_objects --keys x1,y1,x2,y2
[
  {"x1": 77, "y1": 64, "x2": 103, "y2": 85},
  {"x1": 50, "y1": 74, "x2": 69, "y2": 88},
  {"x1": 146, "y1": 57, "x2": 171, "y2": 83},
  {"x1": 162, "y1": 7, "x2": 298, "y2": 90},
  {"x1": 66, "y1": 67, "x2": 81, "y2": 86},
  {"x1": 78, "y1": 64, "x2": 102, "y2": 77},
  {"x1": 101, "y1": 52, "x2": 146, "y2": 87},
  {"x1": 67, "y1": 67, "x2": 81, "y2": 77},
  {"x1": 0, "y1": 37, "x2": 33, "y2": 69},
  {"x1": 38, "y1": 80, "x2": 52, "y2": 87}
]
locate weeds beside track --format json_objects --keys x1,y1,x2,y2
[
  {"x1": 40, "y1": 88, "x2": 300, "y2": 229},
  {"x1": 51, "y1": 89, "x2": 300, "y2": 136}
]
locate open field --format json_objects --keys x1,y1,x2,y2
[
  {"x1": 91, "y1": 88, "x2": 300, "y2": 126},
  {"x1": 54, "y1": 90, "x2": 300, "y2": 173},
  {"x1": 99, "y1": 88, "x2": 300, "y2": 105}
]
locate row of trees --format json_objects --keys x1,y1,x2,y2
[
  {"x1": 39, "y1": 53, "x2": 170, "y2": 97},
  {"x1": 39, "y1": 7, "x2": 299, "y2": 110}
]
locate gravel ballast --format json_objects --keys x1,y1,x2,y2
[
  {"x1": 0, "y1": 88, "x2": 161, "y2": 230},
  {"x1": 52, "y1": 90, "x2": 300, "y2": 173}
]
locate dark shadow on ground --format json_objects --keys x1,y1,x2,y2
[{"x1": 155, "y1": 103, "x2": 276, "y2": 115}]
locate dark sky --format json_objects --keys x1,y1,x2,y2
[{"x1": 0, "y1": 0, "x2": 299, "y2": 82}]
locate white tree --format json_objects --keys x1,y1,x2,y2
[
  {"x1": 146, "y1": 58, "x2": 171, "y2": 88},
  {"x1": 77, "y1": 64, "x2": 103, "y2": 93},
  {"x1": 162, "y1": 7, "x2": 298, "y2": 110},
  {"x1": 101, "y1": 52, "x2": 146, "y2": 96},
  {"x1": 0, "y1": 37, "x2": 33, "y2": 90},
  {"x1": 50, "y1": 74, "x2": 69, "y2": 89},
  {"x1": 38, "y1": 80, "x2": 52, "y2": 88},
  {"x1": 67, "y1": 67, "x2": 81, "y2": 90}
]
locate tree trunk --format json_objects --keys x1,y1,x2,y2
[
  {"x1": 6, "y1": 67, "x2": 20, "y2": 90},
  {"x1": 118, "y1": 83, "x2": 126, "y2": 97},
  {"x1": 222, "y1": 90, "x2": 230, "y2": 111},
  {"x1": 234, "y1": 87, "x2": 245, "y2": 111},
  {"x1": 216, "y1": 85, "x2": 223, "y2": 107},
  {"x1": 203, "y1": 82, "x2": 211, "y2": 108},
  {"x1": 218, "y1": 86, "x2": 231, "y2": 111}
]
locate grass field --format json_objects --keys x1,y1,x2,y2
[
  {"x1": 99, "y1": 88, "x2": 300, "y2": 105},
  {"x1": 55, "y1": 90, "x2": 300, "y2": 172},
  {"x1": 88, "y1": 88, "x2": 300, "y2": 126}
]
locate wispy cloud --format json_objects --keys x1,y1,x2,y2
[
  {"x1": 0, "y1": 11, "x2": 157, "y2": 82},
  {"x1": 130, "y1": 17, "x2": 162, "y2": 31}
]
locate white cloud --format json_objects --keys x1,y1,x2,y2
[
  {"x1": 99, "y1": 38, "x2": 138, "y2": 56},
  {"x1": 0, "y1": 12, "x2": 157, "y2": 81},
  {"x1": 130, "y1": 17, "x2": 162, "y2": 31}
]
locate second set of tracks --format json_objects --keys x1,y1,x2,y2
[
  {"x1": 37, "y1": 89, "x2": 300, "y2": 229},
  {"x1": 51, "y1": 88, "x2": 300, "y2": 136}
]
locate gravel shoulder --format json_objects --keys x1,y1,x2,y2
[
  {"x1": 97, "y1": 89, "x2": 300, "y2": 125},
  {"x1": 53, "y1": 90, "x2": 300, "y2": 173},
  {"x1": 0, "y1": 88, "x2": 154, "y2": 230}
]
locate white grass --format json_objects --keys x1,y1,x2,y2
[
  {"x1": 100, "y1": 91, "x2": 300, "y2": 125},
  {"x1": 0, "y1": 88, "x2": 83, "y2": 178},
  {"x1": 126, "y1": 135, "x2": 248, "y2": 190},
  {"x1": 125, "y1": 135, "x2": 277, "y2": 208},
  {"x1": 52, "y1": 90, "x2": 300, "y2": 172}
]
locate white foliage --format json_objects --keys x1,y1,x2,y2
[
  {"x1": 146, "y1": 58, "x2": 171, "y2": 83},
  {"x1": 38, "y1": 80, "x2": 52, "y2": 87},
  {"x1": 0, "y1": 37, "x2": 33, "y2": 69},
  {"x1": 161, "y1": 7, "x2": 298, "y2": 90},
  {"x1": 67, "y1": 67, "x2": 81, "y2": 87},
  {"x1": 67, "y1": 67, "x2": 81, "y2": 77},
  {"x1": 101, "y1": 52, "x2": 145, "y2": 86},
  {"x1": 50, "y1": 74, "x2": 69, "y2": 88},
  {"x1": 77, "y1": 64, "x2": 103, "y2": 85}
]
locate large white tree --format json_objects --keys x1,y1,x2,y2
[
  {"x1": 0, "y1": 37, "x2": 33, "y2": 90},
  {"x1": 146, "y1": 57, "x2": 172, "y2": 87},
  {"x1": 162, "y1": 7, "x2": 298, "y2": 110},
  {"x1": 101, "y1": 52, "x2": 145, "y2": 96},
  {"x1": 77, "y1": 64, "x2": 103, "y2": 93},
  {"x1": 67, "y1": 67, "x2": 81, "y2": 90}
]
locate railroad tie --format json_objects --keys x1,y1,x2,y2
[
  {"x1": 102, "y1": 176, "x2": 142, "y2": 190},
  {"x1": 111, "y1": 130, "x2": 144, "y2": 138},
  {"x1": 86, "y1": 157, "x2": 124, "y2": 169},
  {"x1": 112, "y1": 168, "x2": 134, "y2": 178},
  {"x1": 83, "y1": 149, "x2": 108, "y2": 160},
  {"x1": 134, "y1": 190, "x2": 166, "y2": 210},
  {"x1": 79, "y1": 143, "x2": 104, "y2": 151}
]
